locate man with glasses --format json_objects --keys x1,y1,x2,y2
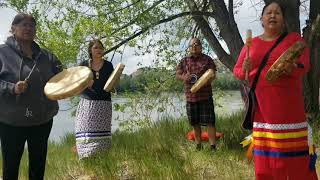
[{"x1": 176, "y1": 38, "x2": 217, "y2": 152}]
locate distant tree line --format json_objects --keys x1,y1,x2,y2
[{"x1": 115, "y1": 67, "x2": 240, "y2": 93}]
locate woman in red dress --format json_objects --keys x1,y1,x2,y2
[{"x1": 233, "y1": 1, "x2": 318, "y2": 179}]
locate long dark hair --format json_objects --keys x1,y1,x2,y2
[{"x1": 88, "y1": 39, "x2": 104, "y2": 59}]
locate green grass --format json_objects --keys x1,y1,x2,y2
[{"x1": 1, "y1": 113, "x2": 319, "y2": 179}]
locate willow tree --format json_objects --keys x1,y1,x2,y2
[{"x1": 2, "y1": 0, "x2": 319, "y2": 118}]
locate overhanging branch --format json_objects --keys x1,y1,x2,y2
[
  {"x1": 104, "y1": 0, "x2": 142, "y2": 16},
  {"x1": 110, "y1": 0, "x2": 167, "y2": 35},
  {"x1": 103, "y1": 11, "x2": 216, "y2": 55}
]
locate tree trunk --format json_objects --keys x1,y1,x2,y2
[
  {"x1": 303, "y1": 40, "x2": 320, "y2": 120},
  {"x1": 207, "y1": 0, "x2": 243, "y2": 61},
  {"x1": 302, "y1": 0, "x2": 320, "y2": 120},
  {"x1": 185, "y1": 0, "x2": 244, "y2": 70}
]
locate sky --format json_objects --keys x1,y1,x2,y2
[
  {"x1": 0, "y1": 1, "x2": 308, "y2": 74},
  {"x1": 0, "y1": 8, "x2": 15, "y2": 43}
]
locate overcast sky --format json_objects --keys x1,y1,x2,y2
[{"x1": 0, "y1": 1, "x2": 308, "y2": 74}]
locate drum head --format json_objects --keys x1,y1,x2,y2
[
  {"x1": 190, "y1": 69, "x2": 214, "y2": 93},
  {"x1": 44, "y1": 66, "x2": 93, "y2": 100},
  {"x1": 265, "y1": 41, "x2": 306, "y2": 82},
  {"x1": 104, "y1": 63, "x2": 125, "y2": 92}
]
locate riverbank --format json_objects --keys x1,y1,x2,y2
[
  {"x1": 5, "y1": 113, "x2": 320, "y2": 179},
  {"x1": 50, "y1": 90, "x2": 243, "y2": 142}
]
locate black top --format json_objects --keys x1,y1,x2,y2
[{"x1": 79, "y1": 60, "x2": 114, "y2": 101}]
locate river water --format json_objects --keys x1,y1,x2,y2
[{"x1": 50, "y1": 90, "x2": 244, "y2": 142}]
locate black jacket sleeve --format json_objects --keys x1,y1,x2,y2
[
  {"x1": 41, "y1": 49, "x2": 63, "y2": 74},
  {"x1": 0, "y1": 54, "x2": 16, "y2": 95}
]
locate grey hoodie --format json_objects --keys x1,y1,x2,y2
[{"x1": 0, "y1": 36, "x2": 63, "y2": 126}]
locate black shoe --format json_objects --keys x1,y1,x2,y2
[
  {"x1": 210, "y1": 145, "x2": 216, "y2": 152},
  {"x1": 196, "y1": 144, "x2": 203, "y2": 151}
]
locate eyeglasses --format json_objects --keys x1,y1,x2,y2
[
  {"x1": 17, "y1": 22, "x2": 36, "y2": 29},
  {"x1": 189, "y1": 43, "x2": 201, "y2": 48}
]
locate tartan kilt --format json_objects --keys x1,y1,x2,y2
[{"x1": 186, "y1": 97, "x2": 215, "y2": 126}]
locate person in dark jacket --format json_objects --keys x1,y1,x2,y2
[{"x1": 0, "y1": 13, "x2": 63, "y2": 180}]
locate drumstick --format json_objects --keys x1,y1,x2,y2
[
  {"x1": 16, "y1": 62, "x2": 37, "y2": 103},
  {"x1": 25, "y1": 62, "x2": 37, "y2": 82},
  {"x1": 245, "y1": 29, "x2": 252, "y2": 82}
]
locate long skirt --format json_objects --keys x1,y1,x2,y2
[{"x1": 75, "y1": 98, "x2": 112, "y2": 159}]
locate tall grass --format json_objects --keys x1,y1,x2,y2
[{"x1": 1, "y1": 114, "x2": 319, "y2": 179}]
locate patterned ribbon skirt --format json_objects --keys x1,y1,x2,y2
[
  {"x1": 75, "y1": 98, "x2": 112, "y2": 159},
  {"x1": 252, "y1": 121, "x2": 318, "y2": 179}
]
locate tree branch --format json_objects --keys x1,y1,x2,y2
[
  {"x1": 186, "y1": 0, "x2": 235, "y2": 69},
  {"x1": 103, "y1": 11, "x2": 217, "y2": 55},
  {"x1": 110, "y1": 0, "x2": 166, "y2": 35},
  {"x1": 228, "y1": 0, "x2": 233, "y2": 18},
  {"x1": 207, "y1": 0, "x2": 243, "y2": 61},
  {"x1": 105, "y1": 0, "x2": 142, "y2": 16},
  {"x1": 61, "y1": 0, "x2": 147, "y2": 18}
]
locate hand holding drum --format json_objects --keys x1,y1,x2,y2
[
  {"x1": 104, "y1": 63, "x2": 125, "y2": 92},
  {"x1": 44, "y1": 66, "x2": 93, "y2": 100},
  {"x1": 265, "y1": 41, "x2": 306, "y2": 82},
  {"x1": 190, "y1": 69, "x2": 215, "y2": 93}
]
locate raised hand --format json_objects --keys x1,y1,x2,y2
[{"x1": 279, "y1": 61, "x2": 298, "y2": 76}]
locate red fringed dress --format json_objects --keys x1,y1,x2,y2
[{"x1": 233, "y1": 32, "x2": 318, "y2": 180}]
